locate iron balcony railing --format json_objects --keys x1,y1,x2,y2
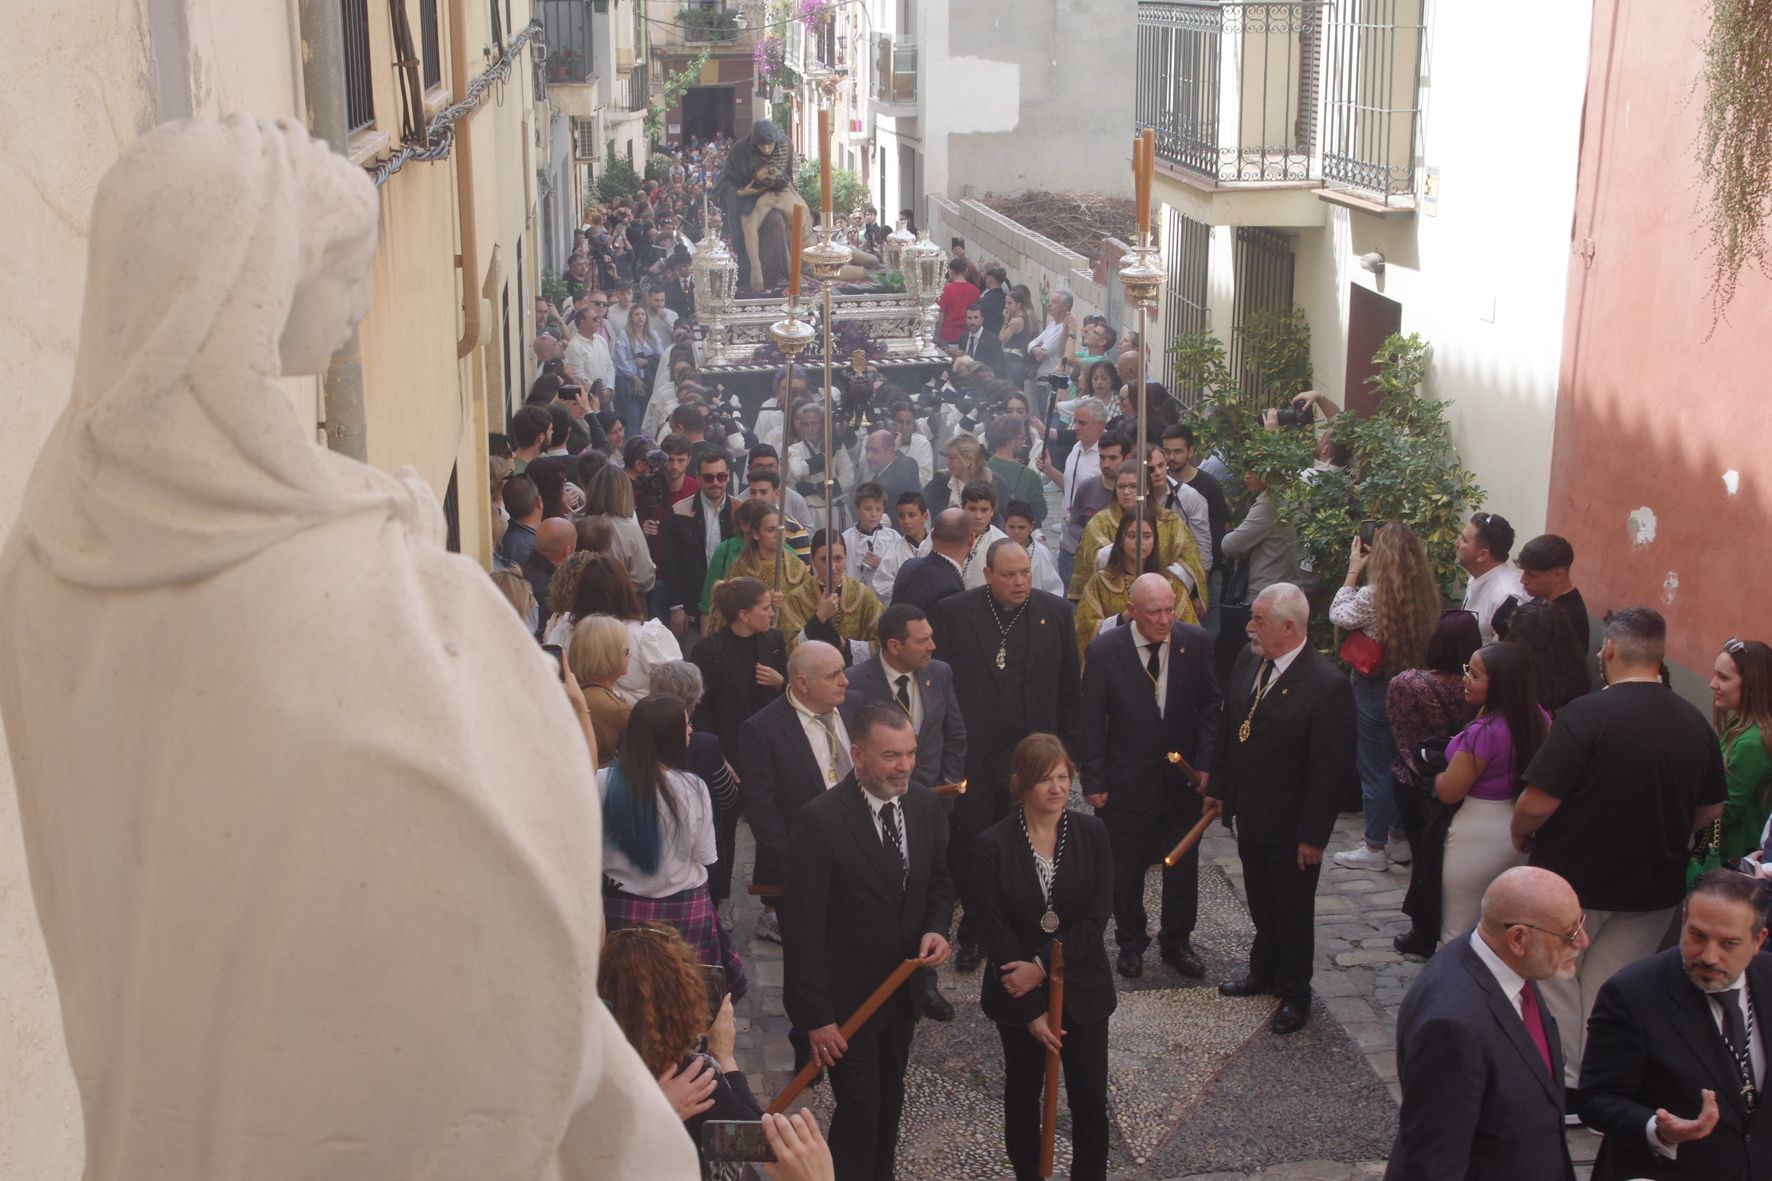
[
  {"x1": 1321, "y1": 0, "x2": 1424, "y2": 202},
  {"x1": 627, "y1": 56, "x2": 649, "y2": 109},
  {"x1": 1136, "y1": 0, "x2": 1423, "y2": 202},
  {"x1": 540, "y1": 0, "x2": 595, "y2": 85},
  {"x1": 1136, "y1": 1, "x2": 1325, "y2": 184},
  {"x1": 873, "y1": 34, "x2": 916, "y2": 105}
]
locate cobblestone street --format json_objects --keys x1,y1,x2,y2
[{"x1": 730, "y1": 812, "x2": 1606, "y2": 1179}]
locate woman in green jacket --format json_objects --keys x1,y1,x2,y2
[{"x1": 1710, "y1": 637, "x2": 1772, "y2": 863}]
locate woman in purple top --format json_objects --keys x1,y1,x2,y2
[
  {"x1": 1386, "y1": 609, "x2": 1482, "y2": 957},
  {"x1": 1435, "y1": 641, "x2": 1551, "y2": 938}
]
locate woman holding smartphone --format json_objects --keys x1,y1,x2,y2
[{"x1": 965, "y1": 734, "x2": 1114, "y2": 1181}]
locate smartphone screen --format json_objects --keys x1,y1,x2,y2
[
  {"x1": 701, "y1": 964, "x2": 727, "y2": 1025},
  {"x1": 702, "y1": 1120, "x2": 777, "y2": 1163}
]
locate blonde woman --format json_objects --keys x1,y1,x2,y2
[
  {"x1": 569, "y1": 614, "x2": 633, "y2": 765},
  {"x1": 922, "y1": 432, "x2": 1009, "y2": 515},
  {"x1": 488, "y1": 566, "x2": 538, "y2": 636},
  {"x1": 1329, "y1": 521, "x2": 1446, "y2": 871}
]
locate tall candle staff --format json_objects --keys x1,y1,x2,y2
[
  {"x1": 803, "y1": 107, "x2": 853, "y2": 594},
  {"x1": 1121, "y1": 129, "x2": 1164, "y2": 553},
  {"x1": 771, "y1": 205, "x2": 815, "y2": 597}
]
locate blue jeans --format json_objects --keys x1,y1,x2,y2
[{"x1": 1351, "y1": 669, "x2": 1401, "y2": 847}]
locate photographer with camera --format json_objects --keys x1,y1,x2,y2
[
  {"x1": 787, "y1": 402, "x2": 856, "y2": 534},
  {"x1": 886, "y1": 400, "x2": 936, "y2": 487}
]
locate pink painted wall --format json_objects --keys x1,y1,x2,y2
[{"x1": 1551, "y1": 0, "x2": 1772, "y2": 674}]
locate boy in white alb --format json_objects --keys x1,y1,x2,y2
[
  {"x1": 1003, "y1": 499, "x2": 1064, "y2": 597},
  {"x1": 843, "y1": 482, "x2": 903, "y2": 602}
]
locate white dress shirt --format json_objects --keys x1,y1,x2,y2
[
  {"x1": 1468, "y1": 928, "x2": 1529, "y2": 1018},
  {"x1": 789, "y1": 691, "x2": 852, "y2": 786},
  {"x1": 861, "y1": 786, "x2": 909, "y2": 868},
  {"x1": 700, "y1": 492, "x2": 727, "y2": 564},
  {"x1": 1135, "y1": 630, "x2": 1170, "y2": 716},
  {"x1": 1462, "y1": 563, "x2": 1527, "y2": 644},
  {"x1": 880, "y1": 656, "x2": 923, "y2": 730},
  {"x1": 564, "y1": 330, "x2": 615, "y2": 391},
  {"x1": 1029, "y1": 318, "x2": 1067, "y2": 379}
]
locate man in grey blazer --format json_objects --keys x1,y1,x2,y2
[
  {"x1": 847, "y1": 602, "x2": 968, "y2": 1020},
  {"x1": 1386, "y1": 866, "x2": 1586, "y2": 1180}
]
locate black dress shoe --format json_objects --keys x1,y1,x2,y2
[
  {"x1": 1392, "y1": 931, "x2": 1437, "y2": 959},
  {"x1": 922, "y1": 986, "x2": 956, "y2": 1023},
  {"x1": 1217, "y1": 977, "x2": 1273, "y2": 998},
  {"x1": 1115, "y1": 949, "x2": 1145, "y2": 979},
  {"x1": 954, "y1": 939, "x2": 984, "y2": 972},
  {"x1": 1160, "y1": 945, "x2": 1206, "y2": 978},
  {"x1": 1271, "y1": 998, "x2": 1311, "y2": 1035}
]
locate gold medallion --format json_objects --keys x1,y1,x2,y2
[{"x1": 1238, "y1": 719, "x2": 1252, "y2": 743}]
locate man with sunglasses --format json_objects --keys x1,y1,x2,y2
[
  {"x1": 1456, "y1": 511, "x2": 1526, "y2": 644},
  {"x1": 662, "y1": 450, "x2": 738, "y2": 637},
  {"x1": 1388, "y1": 866, "x2": 1587, "y2": 1180}
]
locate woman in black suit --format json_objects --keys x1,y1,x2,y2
[{"x1": 966, "y1": 733, "x2": 1115, "y2": 1181}]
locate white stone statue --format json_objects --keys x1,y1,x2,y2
[{"x1": 0, "y1": 116, "x2": 697, "y2": 1180}]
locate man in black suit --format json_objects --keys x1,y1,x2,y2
[
  {"x1": 954, "y1": 303, "x2": 1007, "y2": 378},
  {"x1": 1206, "y1": 581, "x2": 1355, "y2": 1034},
  {"x1": 1578, "y1": 869, "x2": 1772, "y2": 1181},
  {"x1": 932, "y1": 538, "x2": 1080, "y2": 971},
  {"x1": 662, "y1": 449, "x2": 737, "y2": 635},
  {"x1": 734, "y1": 640, "x2": 862, "y2": 942},
  {"x1": 1387, "y1": 866, "x2": 1583, "y2": 1180},
  {"x1": 849, "y1": 603, "x2": 969, "y2": 1019},
  {"x1": 783, "y1": 702, "x2": 955, "y2": 1181},
  {"x1": 1079, "y1": 573, "x2": 1222, "y2": 980},
  {"x1": 889, "y1": 507, "x2": 969, "y2": 619}
]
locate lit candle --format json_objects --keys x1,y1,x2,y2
[
  {"x1": 1141, "y1": 127, "x2": 1156, "y2": 237},
  {"x1": 789, "y1": 203, "x2": 804, "y2": 297},
  {"x1": 818, "y1": 108, "x2": 833, "y2": 216}
]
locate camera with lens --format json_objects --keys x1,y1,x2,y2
[{"x1": 1273, "y1": 404, "x2": 1314, "y2": 428}]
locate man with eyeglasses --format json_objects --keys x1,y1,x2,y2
[
  {"x1": 1388, "y1": 866, "x2": 1586, "y2": 1180},
  {"x1": 1577, "y1": 869, "x2": 1772, "y2": 1180},
  {"x1": 1511, "y1": 606, "x2": 1727, "y2": 1097},
  {"x1": 1456, "y1": 511, "x2": 1526, "y2": 644}
]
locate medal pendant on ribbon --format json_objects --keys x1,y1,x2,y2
[
  {"x1": 1040, "y1": 909, "x2": 1060, "y2": 934},
  {"x1": 1238, "y1": 719, "x2": 1251, "y2": 743},
  {"x1": 827, "y1": 767, "x2": 837, "y2": 784},
  {"x1": 995, "y1": 645, "x2": 1007, "y2": 670}
]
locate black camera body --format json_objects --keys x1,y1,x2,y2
[{"x1": 1274, "y1": 404, "x2": 1313, "y2": 428}]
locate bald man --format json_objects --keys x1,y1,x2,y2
[
  {"x1": 1387, "y1": 866, "x2": 1586, "y2": 1180},
  {"x1": 889, "y1": 507, "x2": 970, "y2": 620},
  {"x1": 1078, "y1": 573, "x2": 1221, "y2": 979},
  {"x1": 521, "y1": 517, "x2": 577, "y2": 630}
]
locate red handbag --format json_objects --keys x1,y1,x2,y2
[{"x1": 1339, "y1": 628, "x2": 1385, "y2": 677}]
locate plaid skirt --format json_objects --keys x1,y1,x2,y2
[{"x1": 604, "y1": 883, "x2": 749, "y2": 1002}]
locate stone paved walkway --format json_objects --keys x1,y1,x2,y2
[{"x1": 729, "y1": 812, "x2": 1605, "y2": 1179}]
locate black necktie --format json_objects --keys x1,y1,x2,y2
[
  {"x1": 967, "y1": 332, "x2": 978, "y2": 356},
  {"x1": 894, "y1": 674, "x2": 912, "y2": 719},
  {"x1": 881, "y1": 801, "x2": 907, "y2": 884},
  {"x1": 1146, "y1": 642, "x2": 1162, "y2": 680},
  {"x1": 1717, "y1": 989, "x2": 1757, "y2": 1106}
]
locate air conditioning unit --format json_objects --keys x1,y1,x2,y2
[{"x1": 575, "y1": 121, "x2": 598, "y2": 161}]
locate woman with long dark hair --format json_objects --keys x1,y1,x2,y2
[
  {"x1": 1386, "y1": 609, "x2": 1482, "y2": 957},
  {"x1": 1500, "y1": 598, "x2": 1592, "y2": 715},
  {"x1": 1710, "y1": 638, "x2": 1772, "y2": 864},
  {"x1": 1330, "y1": 522, "x2": 1446, "y2": 872},
  {"x1": 965, "y1": 734, "x2": 1114, "y2": 1181},
  {"x1": 1435, "y1": 641, "x2": 1551, "y2": 937},
  {"x1": 546, "y1": 553, "x2": 680, "y2": 704},
  {"x1": 600, "y1": 693, "x2": 747, "y2": 1000}
]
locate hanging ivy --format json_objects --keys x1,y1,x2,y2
[{"x1": 1696, "y1": 0, "x2": 1772, "y2": 323}]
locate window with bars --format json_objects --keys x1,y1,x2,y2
[
  {"x1": 1229, "y1": 227, "x2": 1297, "y2": 404},
  {"x1": 342, "y1": 0, "x2": 376, "y2": 132},
  {"x1": 420, "y1": 0, "x2": 442, "y2": 88},
  {"x1": 1163, "y1": 206, "x2": 1211, "y2": 401}
]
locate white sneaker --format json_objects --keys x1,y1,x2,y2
[
  {"x1": 755, "y1": 909, "x2": 783, "y2": 943},
  {"x1": 1385, "y1": 838, "x2": 1413, "y2": 865},
  {"x1": 1332, "y1": 845, "x2": 1391, "y2": 872}
]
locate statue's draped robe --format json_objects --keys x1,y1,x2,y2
[{"x1": 0, "y1": 117, "x2": 696, "y2": 1181}]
